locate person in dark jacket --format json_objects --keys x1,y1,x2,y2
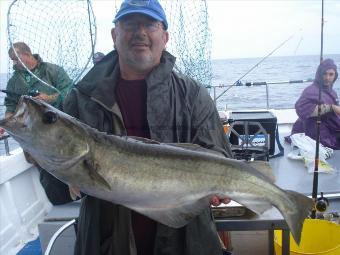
[
  {"x1": 93, "y1": 52, "x2": 105, "y2": 64},
  {"x1": 41, "y1": 0, "x2": 234, "y2": 254},
  {"x1": 289, "y1": 58, "x2": 340, "y2": 149}
]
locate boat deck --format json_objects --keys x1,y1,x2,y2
[{"x1": 271, "y1": 141, "x2": 340, "y2": 195}]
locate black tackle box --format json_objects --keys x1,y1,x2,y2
[{"x1": 227, "y1": 111, "x2": 277, "y2": 159}]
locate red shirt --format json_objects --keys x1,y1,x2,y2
[{"x1": 116, "y1": 78, "x2": 157, "y2": 255}]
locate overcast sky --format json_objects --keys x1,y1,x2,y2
[
  {"x1": 208, "y1": 0, "x2": 339, "y2": 59},
  {"x1": 1, "y1": 0, "x2": 339, "y2": 73}
]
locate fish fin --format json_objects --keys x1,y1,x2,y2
[
  {"x1": 124, "y1": 137, "x2": 223, "y2": 158},
  {"x1": 165, "y1": 143, "x2": 224, "y2": 157},
  {"x1": 246, "y1": 161, "x2": 276, "y2": 183},
  {"x1": 125, "y1": 136, "x2": 161, "y2": 144},
  {"x1": 125, "y1": 136, "x2": 223, "y2": 158},
  {"x1": 281, "y1": 190, "x2": 313, "y2": 245},
  {"x1": 239, "y1": 199, "x2": 273, "y2": 215},
  {"x1": 59, "y1": 143, "x2": 90, "y2": 170},
  {"x1": 69, "y1": 186, "x2": 82, "y2": 200},
  {"x1": 83, "y1": 159, "x2": 111, "y2": 191},
  {"x1": 130, "y1": 196, "x2": 211, "y2": 228}
]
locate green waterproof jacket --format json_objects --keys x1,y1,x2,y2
[
  {"x1": 42, "y1": 50, "x2": 233, "y2": 255},
  {"x1": 4, "y1": 54, "x2": 73, "y2": 112}
]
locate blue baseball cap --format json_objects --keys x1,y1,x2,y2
[{"x1": 113, "y1": 0, "x2": 168, "y2": 30}]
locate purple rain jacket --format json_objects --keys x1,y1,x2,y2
[{"x1": 291, "y1": 58, "x2": 340, "y2": 149}]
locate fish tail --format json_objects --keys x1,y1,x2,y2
[{"x1": 283, "y1": 190, "x2": 313, "y2": 245}]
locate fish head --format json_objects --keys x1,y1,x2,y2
[{"x1": 0, "y1": 96, "x2": 89, "y2": 171}]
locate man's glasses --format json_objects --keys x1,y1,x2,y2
[{"x1": 120, "y1": 20, "x2": 163, "y2": 32}]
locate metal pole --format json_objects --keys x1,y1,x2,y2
[
  {"x1": 4, "y1": 137, "x2": 10, "y2": 156},
  {"x1": 87, "y1": 0, "x2": 96, "y2": 64},
  {"x1": 265, "y1": 83, "x2": 269, "y2": 109},
  {"x1": 311, "y1": 0, "x2": 324, "y2": 219}
]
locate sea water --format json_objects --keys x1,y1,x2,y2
[
  {"x1": 211, "y1": 54, "x2": 340, "y2": 110},
  {"x1": 1, "y1": 54, "x2": 340, "y2": 154}
]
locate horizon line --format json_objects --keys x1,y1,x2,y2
[{"x1": 212, "y1": 53, "x2": 340, "y2": 61}]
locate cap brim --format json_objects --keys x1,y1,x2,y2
[{"x1": 113, "y1": 9, "x2": 163, "y2": 23}]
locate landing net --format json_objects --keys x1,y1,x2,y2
[
  {"x1": 6, "y1": 0, "x2": 211, "y2": 87},
  {"x1": 163, "y1": 0, "x2": 212, "y2": 87},
  {"x1": 7, "y1": 0, "x2": 96, "y2": 86}
]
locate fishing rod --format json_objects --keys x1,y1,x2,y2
[
  {"x1": 214, "y1": 33, "x2": 295, "y2": 102},
  {"x1": 211, "y1": 78, "x2": 314, "y2": 88},
  {"x1": 210, "y1": 78, "x2": 314, "y2": 109},
  {"x1": 294, "y1": 37, "x2": 303, "y2": 55},
  {"x1": 86, "y1": 0, "x2": 96, "y2": 65},
  {"x1": 1, "y1": 89, "x2": 40, "y2": 97},
  {"x1": 311, "y1": 0, "x2": 324, "y2": 219}
]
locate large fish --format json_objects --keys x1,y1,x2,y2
[{"x1": 0, "y1": 96, "x2": 313, "y2": 244}]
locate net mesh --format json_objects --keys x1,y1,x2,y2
[
  {"x1": 7, "y1": 0, "x2": 96, "y2": 85},
  {"x1": 6, "y1": 0, "x2": 211, "y2": 87},
  {"x1": 161, "y1": 0, "x2": 212, "y2": 87},
  {"x1": 113, "y1": 0, "x2": 212, "y2": 87}
]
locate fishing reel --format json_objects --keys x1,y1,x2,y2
[
  {"x1": 27, "y1": 90, "x2": 40, "y2": 97},
  {"x1": 315, "y1": 192, "x2": 329, "y2": 213}
]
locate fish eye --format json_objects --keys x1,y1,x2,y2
[{"x1": 42, "y1": 111, "x2": 58, "y2": 124}]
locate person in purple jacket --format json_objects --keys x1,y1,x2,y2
[{"x1": 290, "y1": 58, "x2": 340, "y2": 149}]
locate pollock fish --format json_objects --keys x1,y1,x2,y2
[{"x1": 0, "y1": 96, "x2": 313, "y2": 244}]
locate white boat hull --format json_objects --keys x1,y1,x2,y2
[{"x1": 0, "y1": 148, "x2": 51, "y2": 255}]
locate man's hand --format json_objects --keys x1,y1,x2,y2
[
  {"x1": 1, "y1": 112, "x2": 13, "y2": 136},
  {"x1": 210, "y1": 195, "x2": 231, "y2": 206},
  {"x1": 332, "y1": 104, "x2": 340, "y2": 115},
  {"x1": 33, "y1": 93, "x2": 58, "y2": 103}
]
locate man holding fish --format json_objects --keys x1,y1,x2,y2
[
  {"x1": 0, "y1": 1, "x2": 313, "y2": 255},
  {"x1": 53, "y1": 0, "x2": 231, "y2": 254}
]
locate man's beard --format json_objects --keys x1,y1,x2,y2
[
  {"x1": 126, "y1": 50, "x2": 155, "y2": 72},
  {"x1": 124, "y1": 35, "x2": 156, "y2": 72}
]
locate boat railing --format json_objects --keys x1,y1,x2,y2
[
  {"x1": 0, "y1": 134, "x2": 10, "y2": 156},
  {"x1": 208, "y1": 78, "x2": 314, "y2": 109},
  {"x1": 44, "y1": 219, "x2": 77, "y2": 255}
]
